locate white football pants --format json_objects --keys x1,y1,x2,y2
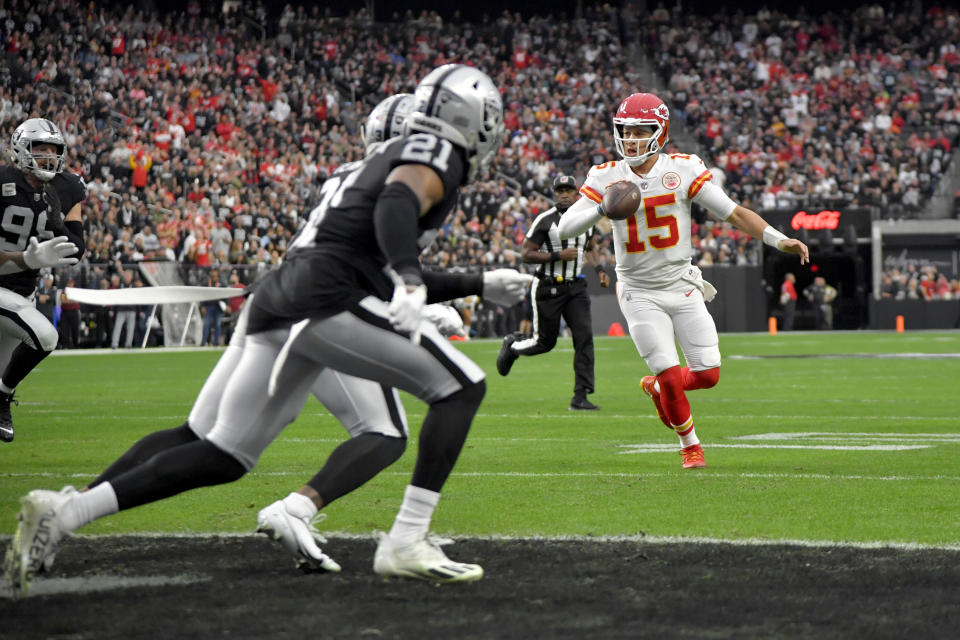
[
  {"x1": 616, "y1": 279, "x2": 721, "y2": 376},
  {"x1": 191, "y1": 295, "x2": 483, "y2": 470}
]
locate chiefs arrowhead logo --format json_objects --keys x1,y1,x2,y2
[{"x1": 655, "y1": 104, "x2": 670, "y2": 120}]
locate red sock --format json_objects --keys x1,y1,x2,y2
[
  {"x1": 681, "y1": 366, "x2": 720, "y2": 390},
  {"x1": 657, "y1": 366, "x2": 691, "y2": 427}
]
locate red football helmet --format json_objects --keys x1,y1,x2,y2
[{"x1": 613, "y1": 93, "x2": 670, "y2": 166}]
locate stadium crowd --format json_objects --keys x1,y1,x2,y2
[
  {"x1": 644, "y1": 2, "x2": 960, "y2": 218},
  {"x1": 880, "y1": 265, "x2": 960, "y2": 300},
  {"x1": 2, "y1": 1, "x2": 959, "y2": 343}
]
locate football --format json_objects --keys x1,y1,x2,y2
[{"x1": 601, "y1": 181, "x2": 641, "y2": 220}]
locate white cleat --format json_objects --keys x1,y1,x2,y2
[
  {"x1": 373, "y1": 532, "x2": 483, "y2": 583},
  {"x1": 4, "y1": 487, "x2": 75, "y2": 597},
  {"x1": 256, "y1": 499, "x2": 341, "y2": 573},
  {"x1": 36, "y1": 486, "x2": 77, "y2": 575}
]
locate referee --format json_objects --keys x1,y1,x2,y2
[{"x1": 496, "y1": 175, "x2": 610, "y2": 410}]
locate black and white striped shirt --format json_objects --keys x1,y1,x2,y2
[{"x1": 526, "y1": 207, "x2": 594, "y2": 280}]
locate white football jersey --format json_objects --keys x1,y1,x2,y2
[{"x1": 579, "y1": 153, "x2": 734, "y2": 289}]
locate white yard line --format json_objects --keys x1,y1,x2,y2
[
  {"x1": 17, "y1": 410, "x2": 957, "y2": 422},
  {"x1": 729, "y1": 352, "x2": 960, "y2": 359},
  {"x1": 0, "y1": 531, "x2": 955, "y2": 553},
  {"x1": 4, "y1": 470, "x2": 959, "y2": 482},
  {"x1": 617, "y1": 444, "x2": 932, "y2": 452},
  {"x1": 0, "y1": 574, "x2": 209, "y2": 599}
]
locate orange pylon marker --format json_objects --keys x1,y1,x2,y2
[
  {"x1": 768, "y1": 317, "x2": 778, "y2": 335},
  {"x1": 895, "y1": 315, "x2": 905, "y2": 333}
]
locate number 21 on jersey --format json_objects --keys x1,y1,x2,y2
[
  {"x1": 287, "y1": 170, "x2": 361, "y2": 250},
  {"x1": 624, "y1": 193, "x2": 680, "y2": 253}
]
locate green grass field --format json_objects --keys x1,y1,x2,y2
[{"x1": 1, "y1": 332, "x2": 958, "y2": 547}]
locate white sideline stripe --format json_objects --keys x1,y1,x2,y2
[
  {"x1": 16, "y1": 409, "x2": 957, "y2": 422},
  {"x1": 477, "y1": 414, "x2": 957, "y2": 421},
  {"x1": 729, "y1": 352, "x2": 960, "y2": 360},
  {"x1": 618, "y1": 444, "x2": 930, "y2": 452},
  {"x1": 4, "y1": 470, "x2": 959, "y2": 482},
  {"x1": 732, "y1": 432, "x2": 960, "y2": 441},
  {"x1": 0, "y1": 532, "x2": 954, "y2": 553},
  {"x1": 0, "y1": 574, "x2": 208, "y2": 599}
]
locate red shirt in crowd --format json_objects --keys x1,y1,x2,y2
[
  {"x1": 705, "y1": 116, "x2": 722, "y2": 140},
  {"x1": 781, "y1": 279, "x2": 798, "y2": 302},
  {"x1": 324, "y1": 40, "x2": 337, "y2": 60}
]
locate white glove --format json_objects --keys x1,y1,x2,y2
[
  {"x1": 24, "y1": 236, "x2": 79, "y2": 270},
  {"x1": 422, "y1": 304, "x2": 465, "y2": 337},
  {"x1": 482, "y1": 269, "x2": 533, "y2": 306},
  {"x1": 387, "y1": 270, "x2": 427, "y2": 343}
]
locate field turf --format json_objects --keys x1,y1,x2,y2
[{"x1": 1, "y1": 331, "x2": 958, "y2": 637}]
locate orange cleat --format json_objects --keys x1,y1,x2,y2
[
  {"x1": 679, "y1": 444, "x2": 706, "y2": 469},
  {"x1": 640, "y1": 376, "x2": 671, "y2": 429}
]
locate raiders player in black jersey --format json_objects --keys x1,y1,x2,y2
[
  {"x1": 5, "y1": 66, "x2": 515, "y2": 595},
  {"x1": 0, "y1": 118, "x2": 85, "y2": 442},
  {"x1": 79, "y1": 93, "x2": 523, "y2": 576}
]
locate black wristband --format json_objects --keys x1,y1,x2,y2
[
  {"x1": 550, "y1": 251, "x2": 560, "y2": 262},
  {"x1": 594, "y1": 264, "x2": 605, "y2": 275}
]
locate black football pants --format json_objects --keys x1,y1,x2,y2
[{"x1": 512, "y1": 278, "x2": 595, "y2": 396}]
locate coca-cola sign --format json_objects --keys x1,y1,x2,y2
[
  {"x1": 791, "y1": 210, "x2": 841, "y2": 230},
  {"x1": 761, "y1": 208, "x2": 873, "y2": 240}
]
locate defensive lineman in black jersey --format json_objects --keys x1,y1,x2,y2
[
  {"x1": 0, "y1": 119, "x2": 85, "y2": 441},
  {"x1": 5, "y1": 65, "x2": 511, "y2": 594}
]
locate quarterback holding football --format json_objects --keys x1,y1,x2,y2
[{"x1": 559, "y1": 93, "x2": 808, "y2": 468}]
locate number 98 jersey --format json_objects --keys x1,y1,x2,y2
[{"x1": 0, "y1": 165, "x2": 87, "y2": 295}]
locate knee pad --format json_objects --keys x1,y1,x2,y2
[
  {"x1": 37, "y1": 321, "x2": 59, "y2": 352},
  {"x1": 688, "y1": 346, "x2": 721, "y2": 370}
]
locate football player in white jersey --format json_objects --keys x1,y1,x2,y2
[{"x1": 558, "y1": 93, "x2": 808, "y2": 468}]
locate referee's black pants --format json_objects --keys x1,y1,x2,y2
[{"x1": 513, "y1": 277, "x2": 595, "y2": 397}]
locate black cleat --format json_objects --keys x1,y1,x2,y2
[
  {"x1": 569, "y1": 397, "x2": 600, "y2": 411},
  {"x1": 0, "y1": 391, "x2": 15, "y2": 442},
  {"x1": 496, "y1": 335, "x2": 519, "y2": 376}
]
